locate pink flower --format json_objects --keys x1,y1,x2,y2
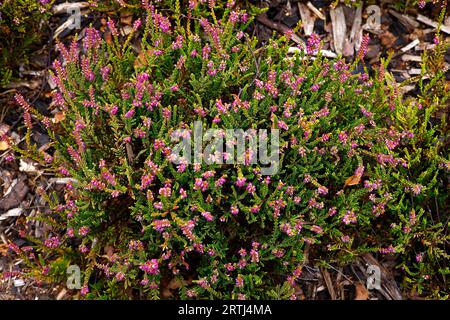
[
  {"x1": 250, "y1": 205, "x2": 260, "y2": 214},
  {"x1": 194, "y1": 178, "x2": 208, "y2": 191},
  {"x1": 107, "y1": 19, "x2": 119, "y2": 37},
  {"x1": 159, "y1": 186, "x2": 172, "y2": 197},
  {"x1": 235, "y1": 177, "x2": 247, "y2": 188},
  {"x1": 306, "y1": 33, "x2": 321, "y2": 55},
  {"x1": 179, "y1": 188, "x2": 187, "y2": 199},
  {"x1": 133, "y1": 19, "x2": 141, "y2": 31},
  {"x1": 153, "y1": 219, "x2": 171, "y2": 232},
  {"x1": 78, "y1": 226, "x2": 89, "y2": 236},
  {"x1": 235, "y1": 275, "x2": 244, "y2": 288},
  {"x1": 140, "y1": 259, "x2": 159, "y2": 275},
  {"x1": 357, "y1": 34, "x2": 370, "y2": 61},
  {"x1": 67, "y1": 228, "x2": 75, "y2": 238},
  {"x1": 379, "y1": 245, "x2": 396, "y2": 254},
  {"x1": 80, "y1": 285, "x2": 89, "y2": 295},
  {"x1": 44, "y1": 236, "x2": 61, "y2": 248},
  {"x1": 310, "y1": 225, "x2": 323, "y2": 234},
  {"x1": 342, "y1": 210, "x2": 357, "y2": 225},
  {"x1": 250, "y1": 249, "x2": 259, "y2": 263},
  {"x1": 433, "y1": 36, "x2": 440, "y2": 45},
  {"x1": 246, "y1": 183, "x2": 256, "y2": 195},
  {"x1": 116, "y1": 272, "x2": 125, "y2": 281},
  {"x1": 328, "y1": 207, "x2": 337, "y2": 216},
  {"x1": 416, "y1": 253, "x2": 424, "y2": 263},
  {"x1": 129, "y1": 240, "x2": 143, "y2": 251},
  {"x1": 317, "y1": 186, "x2": 328, "y2": 195},
  {"x1": 277, "y1": 120, "x2": 288, "y2": 130},
  {"x1": 201, "y1": 211, "x2": 214, "y2": 221},
  {"x1": 153, "y1": 202, "x2": 163, "y2": 210},
  {"x1": 124, "y1": 108, "x2": 135, "y2": 119}
]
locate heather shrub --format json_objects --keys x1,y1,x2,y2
[
  {"x1": 0, "y1": 0, "x2": 53, "y2": 86},
  {"x1": 9, "y1": 2, "x2": 449, "y2": 299}
]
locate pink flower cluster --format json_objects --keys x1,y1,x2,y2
[{"x1": 140, "y1": 259, "x2": 160, "y2": 275}]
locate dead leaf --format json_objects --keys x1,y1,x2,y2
[
  {"x1": 104, "y1": 246, "x2": 114, "y2": 257},
  {"x1": 354, "y1": 283, "x2": 369, "y2": 300},
  {"x1": 0, "y1": 176, "x2": 29, "y2": 211},
  {"x1": 19, "y1": 159, "x2": 39, "y2": 173},
  {"x1": 0, "y1": 244, "x2": 9, "y2": 256},
  {"x1": 105, "y1": 31, "x2": 113, "y2": 44},
  {"x1": 167, "y1": 278, "x2": 184, "y2": 290},
  {"x1": 134, "y1": 50, "x2": 150, "y2": 68},
  {"x1": 380, "y1": 30, "x2": 397, "y2": 49},
  {"x1": 0, "y1": 123, "x2": 10, "y2": 136},
  {"x1": 120, "y1": 13, "x2": 133, "y2": 26},
  {"x1": 161, "y1": 288, "x2": 173, "y2": 298},
  {"x1": 345, "y1": 175, "x2": 361, "y2": 186},
  {"x1": 0, "y1": 140, "x2": 9, "y2": 151},
  {"x1": 52, "y1": 112, "x2": 65, "y2": 123}
]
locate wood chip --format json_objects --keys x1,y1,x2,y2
[
  {"x1": 321, "y1": 267, "x2": 337, "y2": 300},
  {"x1": 0, "y1": 176, "x2": 28, "y2": 211},
  {"x1": 256, "y1": 14, "x2": 305, "y2": 46},
  {"x1": 349, "y1": 6, "x2": 363, "y2": 54},
  {"x1": 0, "y1": 208, "x2": 23, "y2": 221},
  {"x1": 409, "y1": 68, "x2": 422, "y2": 75},
  {"x1": 298, "y1": 3, "x2": 316, "y2": 36},
  {"x1": 399, "y1": 85, "x2": 416, "y2": 94},
  {"x1": 3, "y1": 80, "x2": 41, "y2": 90},
  {"x1": 120, "y1": 13, "x2": 133, "y2": 26},
  {"x1": 401, "y1": 54, "x2": 422, "y2": 62},
  {"x1": 120, "y1": 25, "x2": 134, "y2": 36},
  {"x1": 13, "y1": 279, "x2": 25, "y2": 287},
  {"x1": 53, "y1": 2, "x2": 90, "y2": 15},
  {"x1": 48, "y1": 177, "x2": 78, "y2": 185},
  {"x1": 287, "y1": 47, "x2": 337, "y2": 59},
  {"x1": 56, "y1": 288, "x2": 67, "y2": 300},
  {"x1": 306, "y1": 1, "x2": 325, "y2": 20},
  {"x1": 354, "y1": 283, "x2": 369, "y2": 300},
  {"x1": 330, "y1": 6, "x2": 347, "y2": 55},
  {"x1": 388, "y1": 10, "x2": 419, "y2": 32},
  {"x1": 417, "y1": 14, "x2": 450, "y2": 35},
  {"x1": 401, "y1": 39, "x2": 420, "y2": 53},
  {"x1": 54, "y1": 16, "x2": 81, "y2": 39}
]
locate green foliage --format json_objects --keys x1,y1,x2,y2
[
  {"x1": 0, "y1": 0, "x2": 53, "y2": 86},
  {"x1": 7, "y1": 1, "x2": 449, "y2": 299}
]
